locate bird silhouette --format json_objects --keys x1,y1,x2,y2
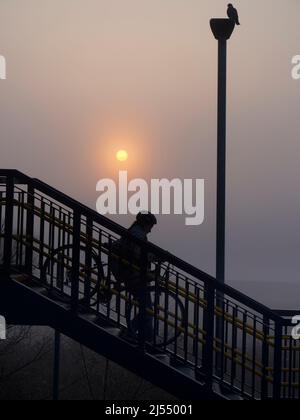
[{"x1": 227, "y1": 4, "x2": 240, "y2": 25}]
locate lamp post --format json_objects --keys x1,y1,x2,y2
[
  {"x1": 210, "y1": 19, "x2": 235, "y2": 286},
  {"x1": 53, "y1": 330, "x2": 61, "y2": 400}
]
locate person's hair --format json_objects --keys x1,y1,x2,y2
[{"x1": 130, "y1": 212, "x2": 157, "y2": 230}]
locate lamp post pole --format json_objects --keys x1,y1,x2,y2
[
  {"x1": 210, "y1": 19, "x2": 235, "y2": 286},
  {"x1": 209, "y1": 17, "x2": 236, "y2": 373},
  {"x1": 53, "y1": 330, "x2": 61, "y2": 401}
]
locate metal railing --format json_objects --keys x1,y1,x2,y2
[{"x1": 0, "y1": 169, "x2": 299, "y2": 400}]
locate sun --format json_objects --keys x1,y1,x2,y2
[{"x1": 116, "y1": 150, "x2": 128, "y2": 162}]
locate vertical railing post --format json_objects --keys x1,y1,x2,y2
[
  {"x1": 138, "y1": 244, "x2": 148, "y2": 351},
  {"x1": 71, "y1": 210, "x2": 81, "y2": 314},
  {"x1": 3, "y1": 175, "x2": 14, "y2": 273},
  {"x1": 25, "y1": 183, "x2": 34, "y2": 275},
  {"x1": 203, "y1": 281, "x2": 215, "y2": 390},
  {"x1": 273, "y1": 319, "x2": 283, "y2": 400},
  {"x1": 84, "y1": 216, "x2": 93, "y2": 306},
  {"x1": 261, "y1": 316, "x2": 270, "y2": 400}
]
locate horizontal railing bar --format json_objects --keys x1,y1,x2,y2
[{"x1": 273, "y1": 310, "x2": 300, "y2": 317}]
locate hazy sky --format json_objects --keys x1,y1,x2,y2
[{"x1": 1, "y1": 1, "x2": 300, "y2": 305}]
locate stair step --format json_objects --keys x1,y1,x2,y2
[
  {"x1": 54, "y1": 301, "x2": 71, "y2": 310},
  {"x1": 30, "y1": 286, "x2": 49, "y2": 295},
  {"x1": 10, "y1": 274, "x2": 30, "y2": 282},
  {"x1": 10, "y1": 274, "x2": 49, "y2": 295},
  {"x1": 175, "y1": 365, "x2": 195, "y2": 379},
  {"x1": 46, "y1": 290, "x2": 71, "y2": 302},
  {"x1": 103, "y1": 327, "x2": 122, "y2": 337},
  {"x1": 80, "y1": 313, "x2": 101, "y2": 324},
  {"x1": 225, "y1": 393, "x2": 244, "y2": 401},
  {"x1": 211, "y1": 383, "x2": 243, "y2": 400},
  {"x1": 217, "y1": 384, "x2": 244, "y2": 400},
  {"x1": 152, "y1": 353, "x2": 171, "y2": 364}
]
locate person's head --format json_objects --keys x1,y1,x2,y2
[
  {"x1": 135, "y1": 211, "x2": 157, "y2": 234},
  {"x1": 228, "y1": 3, "x2": 233, "y2": 7}
]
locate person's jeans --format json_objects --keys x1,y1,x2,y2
[{"x1": 130, "y1": 289, "x2": 154, "y2": 341}]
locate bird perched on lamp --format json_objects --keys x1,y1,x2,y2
[{"x1": 227, "y1": 4, "x2": 240, "y2": 25}]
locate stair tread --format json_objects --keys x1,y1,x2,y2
[
  {"x1": 175, "y1": 365, "x2": 195, "y2": 378},
  {"x1": 10, "y1": 274, "x2": 30, "y2": 282},
  {"x1": 103, "y1": 327, "x2": 122, "y2": 336},
  {"x1": 30, "y1": 286, "x2": 49, "y2": 295},
  {"x1": 152, "y1": 353, "x2": 171, "y2": 364},
  {"x1": 217, "y1": 384, "x2": 244, "y2": 400}
]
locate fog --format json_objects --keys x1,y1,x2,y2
[{"x1": 0, "y1": 0, "x2": 299, "y2": 307}]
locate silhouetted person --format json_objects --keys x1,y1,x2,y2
[
  {"x1": 227, "y1": 3, "x2": 240, "y2": 25},
  {"x1": 111, "y1": 212, "x2": 158, "y2": 341}
]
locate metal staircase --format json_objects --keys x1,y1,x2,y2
[{"x1": 0, "y1": 170, "x2": 299, "y2": 400}]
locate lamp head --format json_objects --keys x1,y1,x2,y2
[{"x1": 210, "y1": 18, "x2": 235, "y2": 40}]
